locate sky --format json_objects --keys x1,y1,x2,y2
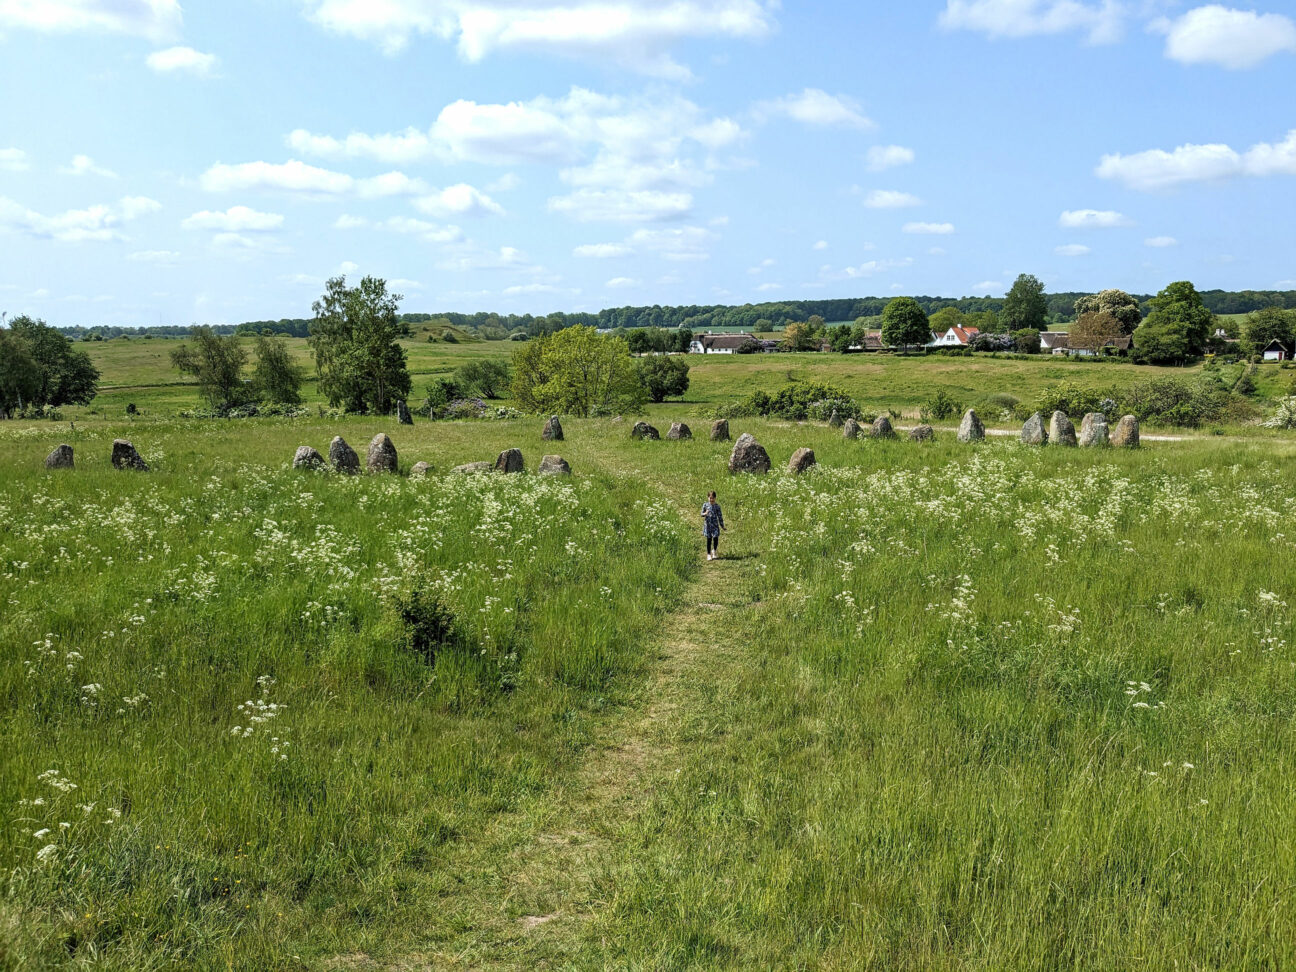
[{"x1": 0, "y1": 0, "x2": 1294, "y2": 326}]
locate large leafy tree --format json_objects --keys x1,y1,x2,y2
[
  {"x1": 511, "y1": 325, "x2": 646, "y2": 416},
  {"x1": 928, "y1": 305, "x2": 966, "y2": 334},
  {"x1": 1, "y1": 315, "x2": 100, "y2": 413},
  {"x1": 309, "y1": 276, "x2": 411, "y2": 413},
  {"x1": 1069, "y1": 311, "x2": 1125, "y2": 352},
  {"x1": 170, "y1": 326, "x2": 251, "y2": 409},
  {"x1": 0, "y1": 327, "x2": 40, "y2": 416},
  {"x1": 1001, "y1": 274, "x2": 1048, "y2": 332},
  {"x1": 252, "y1": 333, "x2": 305, "y2": 404},
  {"x1": 1240, "y1": 307, "x2": 1296, "y2": 357},
  {"x1": 1074, "y1": 289, "x2": 1142, "y2": 334},
  {"x1": 636, "y1": 355, "x2": 690, "y2": 402},
  {"x1": 880, "y1": 297, "x2": 930, "y2": 350},
  {"x1": 1133, "y1": 280, "x2": 1214, "y2": 364}
]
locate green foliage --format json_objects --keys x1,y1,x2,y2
[
  {"x1": 1035, "y1": 381, "x2": 1109, "y2": 418},
  {"x1": 392, "y1": 583, "x2": 462, "y2": 667},
  {"x1": 1012, "y1": 328, "x2": 1042, "y2": 354},
  {"x1": 920, "y1": 389, "x2": 962, "y2": 421},
  {"x1": 308, "y1": 276, "x2": 412, "y2": 413},
  {"x1": 636, "y1": 355, "x2": 691, "y2": 403},
  {"x1": 781, "y1": 320, "x2": 822, "y2": 351},
  {"x1": 1074, "y1": 289, "x2": 1142, "y2": 334},
  {"x1": 1240, "y1": 307, "x2": 1296, "y2": 357},
  {"x1": 1121, "y1": 376, "x2": 1227, "y2": 427},
  {"x1": 1134, "y1": 281, "x2": 1214, "y2": 365},
  {"x1": 170, "y1": 326, "x2": 251, "y2": 411},
  {"x1": 1001, "y1": 274, "x2": 1049, "y2": 332},
  {"x1": 422, "y1": 377, "x2": 461, "y2": 418},
  {"x1": 0, "y1": 316, "x2": 100, "y2": 414},
  {"x1": 511, "y1": 325, "x2": 647, "y2": 417},
  {"x1": 928, "y1": 306, "x2": 966, "y2": 334},
  {"x1": 251, "y1": 333, "x2": 304, "y2": 405},
  {"x1": 881, "y1": 297, "x2": 931, "y2": 350},
  {"x1": 1264, "y1": 397, "x2": 1296, "y2": 429},
  {"x1": 715, "y1": 381, "x2": 862, "y2": 421},
  {"x1": 454, "y1": 359, "x2": 511, "y2": 399}
]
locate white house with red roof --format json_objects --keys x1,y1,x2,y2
[{"x1": 927, "y1": 325, "x2": 980, "y2": 347}]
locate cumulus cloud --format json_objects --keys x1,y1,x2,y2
[
  {"x1": 335, "y1": 215, "x2": 463, "y2": 244},
  {"x1": 146, "y1": 45, "x2": 218, "y2": 75},
  {"x1": 819, "y1": 258, "x2": 914, "y2": 280},
  {"x1": 754, "y1": 88, "x2": 874, "y2": 129},
  {"x1": 0, "y1": 195, "x2": 160, "y2": 243},
  {"x1": 1055, "y1": 243, "x2": 1091, "y2": 256},
  {"x1": 938, "y1": 0, "x2": 1124, "y2": 43},
  {"x1": 1157, "y1": 5, "x2": 1296, "y2": 70},
  {"x1": 413, "y1": 183, "x2": 504, "y2": 217},
  {"x1": 199, "y1": 159, "x2": 426, "y2": 197},
  {"x1": 1058, "y1": 208, "x2": 1131, "y2": 227},
  {"x1": 1096, "y1": 129, "x2": 1296, "y2": 189},
  {"x1": 973, "y1": 280, "x2": 1004, "y2": 292},
  {"x1": 0, "y1": 0, "x2": 181, "y2": 39},
  {"x1": 182, "y1": 206, "x2": 284, "y2": 232},
  {"x1": 1145, "y1": 235, "x2": 1178, "y2": 247},
  {"x1": 628, "y1": 225, "x2": 716, "y2": 261},
  {"x1": 574, "y1": 243, "x2": 634, "y2": 258},
  {"x1": 606, "y1": 276, "x2": 640, "y2": 288},
  {"x1": 903, "y1": 221, "x2": 955, "y2": 234},
  {"x1": 548, "y1": 188, "x2": 693, "y2": 223},
  {"x1": 435, "y1": 244, "x2": 537, "y2": 273},
  {"x1": 0, "y1": 148, "x2": 30, "y2": 171},
  {"x1": 59, "y1": 154, "x2": 117, "y2": 178},
  {"x1": 812, "y1": 240, "x2": 828, "y2": 250},
  {"x1": 864, "y1": 189, "x2": 922, "y2": 209},
  {"x1": 866, "y1": 144, "x2": 915, "y2": 171},
  {"x1": 286, "y1": 127, "x2": 433, "y2": 165}
]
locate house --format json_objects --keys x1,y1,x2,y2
[
  {"x1": 1263, "y1": 338, "x2": 1289, "y2": 362},
  {"x1": 1070, "y1": 335, "x2": 1132, "y2": 357},
  {"x1": 860, "y1": 331, "x2": 888, "y2": 351},
  {"x1": 1040, "y1": 331, "x2": 1070, "y2": 355},
  {"x1": 689, "y1": 333, "x2": 757, "y2": 354},
  {"x1": 926, "y1": 326, "x2": 980, "y2": 348}
]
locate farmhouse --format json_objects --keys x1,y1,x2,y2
[
  {"x1": 689, "y1": 333, "x2": 757, "y2": 354},
  {"x1": 1263, "y1": 338, "x2": 1289, "y2": 362},
  {"x1": 1070, "y1": 335, "x2": 1133, "y2": 357},
  {"x1": 1040, "y1": 331, "x2": 1070, "y2": 355},
  {"x1": 927, "y1": 325, "x2": 980, "y2": 348}
]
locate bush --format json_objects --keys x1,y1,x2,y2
[
  {"x1": 391, "y1": 585, "x2": 460, "y2": 666},
  {"x1": 1263, "y1": 397, "x2": 1296, "y2": 429},
  {"x1": 1121, "y1": 377, "x2": 1228, "y2": 428},
  {"x1": 454, "y1": 360, "x2": 510, "y2": 399},
  {"x1": 1035, "y1": 381, "x2": 1108, "y2": 419},
  {"x1": 714, "y1": 381, "x2": 862, "y2": 421},
  {"x1": 422, "y1": 378, "x2": 461, "y2": 418},
  {"x1": 920, "y1": 390, "x2": 962, "y2": 422}
]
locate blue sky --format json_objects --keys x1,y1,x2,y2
[{"x1": 1, "y1": 0, "x2": 1294, "y2": 325}]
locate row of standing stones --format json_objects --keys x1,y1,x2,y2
[
  {"x1": 43, "y1": 439, "x2": 149, "y2": 471},
  {"x1": 289, "y1": 432, "x2": 572, "y2": 478}
]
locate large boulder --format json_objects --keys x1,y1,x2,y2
[
  {"x1": 293, "y1": 446, "x2": 325, "y2": 470},
  {"x1": 396, "y1": 400, "x2": 413, "y2": 426},
  {"x1": 410, "y1": 461, "x2": 432, "y2": 478},
  {"x1": 539, "y1": 455, "x2": 571, "y2": 476},
  {"x1": 710, "y1": 419, "x2": 730, "y2": 442},
  {"x1": 828, "y1": 408, "x2": 843, "y2": 428},
  {"x1": 729, "y1": 433, "x2": 770, "y2": 474},
  {"x1": 667, "y1": 422, "x2": 692, "y2": 440},
  {"x1": 111, "y1": 439, "x2": 149, "y2": 471},
  {"x1": 329, "y1": 436, "x2": 360, "y2": 474},
  {"x1": 495, "y1": 448, "x2": 524, "y2": 474},
  {"x1": 842, "y1": 418, "x2": 862, "y2": 440},
  {"x1": 1049, "y1": 411, "x2": 1077, "y2": 447},
  {"x1": 909, "y1": 424, "x2": 935, "y2": 442},
  {"x1": 787, "y1": 447, "x2": 816, "y2": 475},
  {"x1": 630, "y1": 421, "x2": 660, "y2": 441},
  {"x1": 1112, "y1": 414, "x2": 1141, "y2": 448},
  {"x1": 871, "y1": 416, "x2": 896, "y2": 439},
  {"x1": 1079, "y1": 412, "x2": 1110, "y2": 447},
  {"x1": 451, "y1": 461, "x2": 493, "y2": 475},
  {"x1": 956, "y1": 410, "x2": 985, "y2": 444},
  {"x1": 367, "y1": 433, "x2": 398, "y2": 473},
  {"x1": 45, "y1": 444, "x2": 74, "y2": 470},
  {"x1": 1020, "y1": 412, "x2": 1048, "y2": 446},
  {"x1": 542, "y1": 415, "x2": 564, "y2": 441}
]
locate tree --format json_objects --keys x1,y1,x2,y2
[
  {"x1": 1001, "y1": 274, "x2": 1048, "y2": 332},
  {"x1": 881, "y1": 297, "x2": 931, "y2": 350},
  {"x1": 637, "y1": 355, "x2": 690, "y2": 402},
  {"x1": 1241, "y1": 307, "x2": 1296, "y2": 357},
  {"x1": 1069, "y1": 311, "x2": 1125, "y2": 353},
  {"x1": 171, "y1": 327, "x2": 250, "y2": 410},
  {"x1": 1074, "y1": 289, "x2": 1141, "y2": 335},
  {"x1": 309, "y1": 276, "x2": 411, "y2": 413},
  {"x1": 454, "y1": 359, "x2": 511, "y2": 399},
  {"x1": 928, "y1": 306, "x2": 966, "y2": 334},
  {"x1": 511, "y1": 325, "x2": 647, "y2": 416},
  {"x1": 1133, "y1": 280, "x2": 1214, "y2": 364},
  {"x1": 0, "y1": 327, "x2": 40, "y2": 416},
  {"x1": 251, "y1": 333, "x2": 304, "y2": 404},
  {"x1": 828, "y1": 325, "x2": 855, "y2": 353},
  {"x1": 1012, "y1": 328, "x2": 1042, "y2": 354},
  {"x1": 781, "y1": 320, "x2": 820, "y2": 351},
  {"x1": 2, "y1": 315, "x2": 99, "y2": 411}
]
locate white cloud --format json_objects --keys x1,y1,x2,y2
[
  {"x1": 0, "y1": 0, "x2": 181, "y2": 40},
  {"x1": 182, "y1": 205, "x2": 284, "y2": 232},
  {"x1": 503, "y1": 283, "x2": 571, "y2": 296},
  {"x1": 334, "y1": 214, "x2": 368, "y2": 229},
  {"x1": 574, "y1": 242, "x2": 634, "y2": 258},
  {"x1": 127, "y1": 249, "x2": 180, "y2": 264},
  {"x1": 1058, "y1": 208, "x2": 1131, "y2": 227},
  {"x1": 1096, "y1": 129, "x2": 1296, "y2": 189},
  {"x1": 389, "y1": 277, "x2": 424, "y2": 290},
  {"x1": 286, "y1": 127, "x2": 433, "y2": 165},
  {"x1": 938, "y1": 0, "x2": 1124, "y2": 43},
  {"x1": 973, "y1": 280, "x2": 1004, "y2": 292},
  {"x1": 628, "y1": 225, "x2": 715, "y2": 261},
  {"x1": 299, "y1": 0, "x2": 776, "y2": 77},
  {"x1": 435, "y1": 244, "x2": 535, "y2": 272},
  {"x1": 812, "y1": 239, "x2": 828, "y2": 250},
  {"x1": 928, "y1": 246, "x2": 947, "y2": 256},
  {"x1": 1055, "y1": 243, "x2": 1091, "y2": 256},
  {"x1": 903, "y1": 221, "x2": 955, "y2": 234},
  {"x1": 864, "y1": 189, "x2": 922, "y2": 209},
  {"x1": 820, "y1": 258, "x2": 914, "y2": 280},
  {"x1": 1145, "y1": 235, "x2": 1178, "y2": 247},
  {"x1": 58, "y1": 154, "x2": 117, "y2": 178},
  {"x1": 0, "y1": 148, "x2": 30, "y2": 171},
  {"x1": 378, "y1": 216, "x2": 464, "y2": 244},
  {"x1": 146, "y1": 45, "x2": 218, "y2": 76},
  {"x1": 357, "y1": 171, "x2": 428, "y2": 197},
  {"x1": 548, "y1": 188, "x2": 693, "y2": 223},
  {"x1": 747, "y1": 257, "x2": 776, "y2": 273},
  {"x1": 338, "y1": 260, "x2": 360, "y2": 274},
  {"x1": 0, "y1": 195, "x2": 159, "y2": 243},
  {"x1": 211, "y1": 232, "x2": 289, "y2": 255},
  {"x1": 606, "y1": 276, "x2": 639, "y2": 288},
  {"x1": 754, "y1": 88, "x2": 874, "y2": 129},
  {"x1": 866, "y1": 145, "x2": 915, "y2": 171},
  {"x1": 755, "y1": 282, "x2": 781, "y2": 291},
  {"x1": 486, "y1": 173, "x2": 520, "y2": 192},
  {"x1": 1158, "y1": 5, "x2": 1296, "y2": 70},
  {"x1": 199, "y1": 159, "x2": 425, "y2": 197},
  {"x1": 413, "y1": 183, "x2": 503, "y2": 217}
]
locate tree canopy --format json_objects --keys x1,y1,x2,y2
[
  {"x1": 1240, "y1": 307, "x2": 1296, "y2": 357},
  {"x1": 881, "y1": 297, "x2": 931, "y2": 349},
  {"x1": 636, "y1": 355, "x2": 690, "y2": 403},
  {"x1": 309, "y1": 276, "x2": 411, "y2": 413},
  {"x1": 511, "y1": 325, "x2": 646, "y2": 417},
  {"x1": 1133, "y1": 280, "x2": 1214, "y2": 364},
  {"x1": 170, "y1": 327, "x2": 251, "y2": 410},
  {"x1": 1001, "y1": 274, "x2": 1048, "y2": 332},
  {"x1": 1074, "y1": 289, "x2": 1141, "y2": 335},
  {"x1": 0, "y1": 315, "x2": 99, "y2": 416}
]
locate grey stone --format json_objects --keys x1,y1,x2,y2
[
  {"x1": 495, "y1": 448, "x2": 524, "y2": 474},
  {"x1": 396, "y1": 399, "x2": 413, "y2": 425},
  {"x1": 828, "y1": 408, "x2": 843, "y2": 428},
  {"x1": 1112, "y1": 414, "x2": 1140, "y2": 448},
  {"x1": 1020, "y1": 412, "x2": 1048, "y2": 446},
  {"x1": 1079, "y1": 412, "x2": 1110, "y2": 447},
  {"x1": 729, "y1": 432, "x2": 770, "y2": 474},
  {"x1": 410, "y1": 461, "x2": 432, "y2": 477},
  {"x1": 329, "y1": 436, "x2": 360, "y2": 474},
  {"x1": 871, "y1": 416, "x2": 896, "y2": 439},
  {"x1": 710, "y1": 419, "x2": 730, "y2": 442},
  {"x1": 1049, "y1": 411, "x2": 1077, "y2": 447},
  {"x1": 630, "y1": 421, "x2": 660, "y2": 440},
  {"x1": 367, "y1": 433, "x2": 398, "y2": 473},
  {"x1": 842, "y1": 418, "x2": 862, "y2": 440},
  {"x1": 45, "y1": 444, "x2": 74, "y2": 470},
  {"x1": 787, "y1": 447, "x2": 816, "y2": 474},
  {"x1": 667, "y1": 422, "x2": 692, "y2": 440},
  {"x1": 111, "y1": 439, "x2": 149, "y2": 471},
  {"x1": 908, "y1": 424, "x2": 935, "y2": 442},
  {"x1": 542, "y1": 415, "x2": 564, "y2": 441},
  {"x1": 956, "y1": 409, "x2": 985, "y2": 444},
  {"x1": 539, "y1": 455, "x2": 571, "y2": 476},
  {"x1": 292, "y1": 446, "x2": 325, "y2": 470},
  {"x1": 451, "y1": 461, "x2": 493, "y2": 475}
]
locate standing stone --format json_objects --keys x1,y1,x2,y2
[
  {"x1": 710, "y1": 419, "x2": 730, "y2": 442},
  {"x1": 956, "y1": 409, "x2": 985, "y2": 444},
  {"x1": 828, "y1": 408, "x2": 843, "y2": 428},
  {"x1": 842, "y1": 418, "x2": 862, "y2": 440},
  {"x1": 630, "y1": 421, "x2": 660, "y2": 441},
  {"x1": 495, "y1": 448, "x2": 524, "y2": 474},
  {"x1": 667, "y1": 422, "x2": 692, "y2": 440},
  {"x1": 909, "y1": 424, "x2": 935, "y2": 442},
  {"x1": 111, "y1": 439, "x2": 149, "y2": 471},
  {"x1": 367, "y1": 433, "x2": 398, "y2": 473},
  {"x1": 539, "y1": 455, "x2": 571, "y2": 476},
  {"x1": 787, "y1": 447, "x2": 816, "y2": 475},
  {"x1": 1112, "y1": 414, "x2": 1141, "y2": 448},
  {"x1": 1079, "y1": 412, "x2": 1110, "y2": 447},
  {"x1": 1020, "y1": 412, "x2": 1048, "y2": 446},
  {"x1": 451, "y1": 461, "x2": 493, "y2": 475},
  {"x1": 396, "y1": 400, "x2": 413, "y2": 426},
  {"x1": 292, "y1": 446, "x2": 325, "y2": 470},
  {"x1": 45, "y1": 444, "x2": 74, "y2": 470},
  {"x1": 728, "y1": 433, "x2": 771, "y2": 474},
  {"x1": 329, "y1": 436, "x2": 360, "y2": 474},
  {"x1": 1049, "y1": 411, "x2": 1077, "y2": 447},
  {"x1": 870, "y1": 416, "x2": 896, "y2": 439},
  {"x1": 542, "y1": 415, "x2": 564, "y2": 441},
  {"x1": 410, "y1": 461, "x2": 432, "y2": 477}
]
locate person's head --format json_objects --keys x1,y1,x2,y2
[{"x1": 708, "y1": 490, "x2": 716, "y2": 501}]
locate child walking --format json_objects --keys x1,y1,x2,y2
[{"x1": 701, "y1": 490, "x2": 726, "y2": 561}]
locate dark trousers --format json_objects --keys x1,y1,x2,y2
[{"x1": 706, "y1": 534, "x2": 719, "y2": 555}]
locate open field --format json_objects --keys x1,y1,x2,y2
[{"x1": 5, "y1": 414, "x2": 1296, "y2": 968}]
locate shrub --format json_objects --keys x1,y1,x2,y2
[
  {"x1": 1121, "y1": 377, "x2": 1227, "y2": 427},
  {"x1": 714, "y1": 381, "x2": 861, "y2": 421},
  {"x1": 422, "y1": 378, "x2": 461, "y2": 418},
  {"x1": 920, "y1": 390, "x2": 962, "y2": 422},
  {"x1": 1035, "y1": 381, "x2": 1108, "y2": 419},
  {"x1": 391, "y1": 585, "x2": 460, "y2": 666},
  {"x1": 1264, "y1": 397, "x2": 1296, "y2": 429}
]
